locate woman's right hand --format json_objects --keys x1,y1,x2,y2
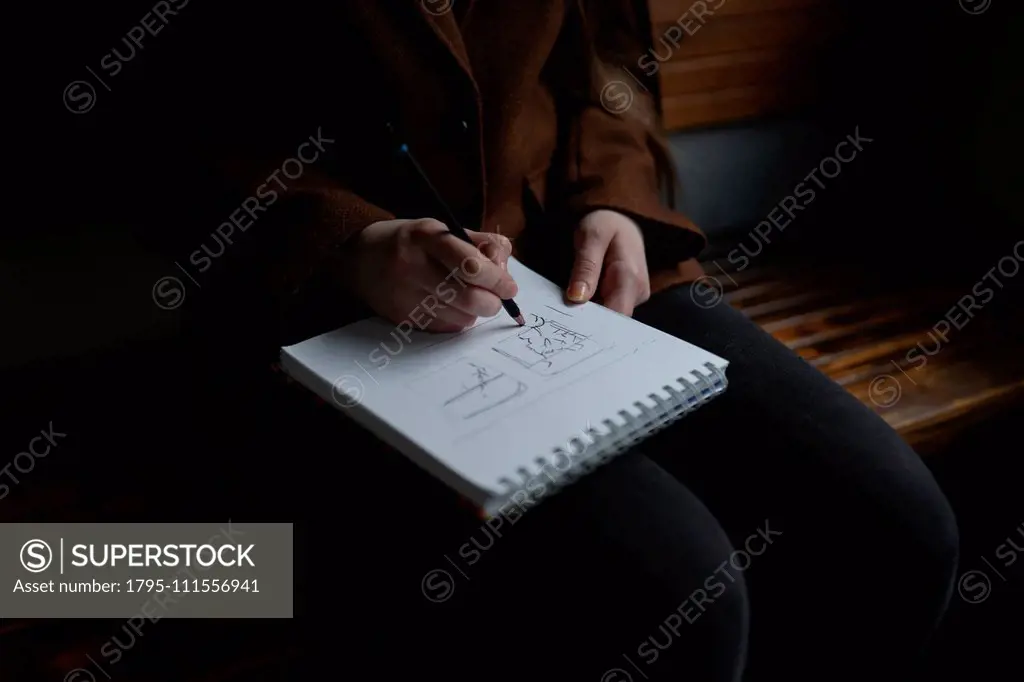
[{"x1": 339, "y1": 218, "x2": 518, "y2": 332}]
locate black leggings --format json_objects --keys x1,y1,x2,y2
[{"x1": 334, "y1": 284, "x2": 959, "y2": 682}]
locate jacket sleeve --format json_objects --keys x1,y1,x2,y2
[
  {"x1": 278, "y1": 185, "x2": 394, "y2": 297},
  {"x1": 554, "y1": 1, "x2": 706, "y2": 271},
  {"x1": 209, "y1": 154, "x2": 394, "y2": 298}
]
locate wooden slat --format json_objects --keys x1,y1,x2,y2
[
  {"x1": 650, "y1": 7, "x2": 839, "y2": 60},
  {"x1": 812, "y1": 330, "x2": 949, "y2": 373},
  {"x1": 662, "y1": 81, "x2": 808, "y2": 129},
  {"x1": 649, "y1": 0, "x2": 825, "y2": 23},
  {"x1": 759, "y1": 296, "x2": 923, "y2": 334},
  {"x1": 850, "y1": 365, "x2": 1024, "y2": 435},
  {"x1": 647, "y1": 0, "x2": 843, "y2": 129},
  {"x1": 657, "y1": 46, "x2": 814, "y2": 96},
  {"x1": 891, "y1": 382, "x2": 1024, "y2": 453},
  {"x1": 696, "y1": 247, "x2": 1024, "y2": 451},
  {"x1": 734, "y1": 290, "x2": 831, "y2": 317}
]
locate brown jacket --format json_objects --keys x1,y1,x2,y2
[{"x1": 171, "y1": 0, "x2": 705, "y2": 298}]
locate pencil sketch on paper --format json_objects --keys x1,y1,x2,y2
[
  {"x1": 492, "y1": 313, "x2": 603, "y2": 376},
  {"x1": 412, "y1": 358, "x2": 528, "y2": 420}
]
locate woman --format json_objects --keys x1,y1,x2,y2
[{"x1": 162, "y1": 1, "x2": 959, "y2": 680}]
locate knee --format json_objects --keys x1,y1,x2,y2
[
  {"x1": 859, "y1": 447, "x2": 960, "y2": 604},
  {"x1": 633, "y1": 545, "x2": 750, "y2": 682},
  {"x1": 887, "y1": 451, "x2": 959, "y2": 579},
  {"x1": 906, "y1": 477, "x2": 960, "y2": 594},
  {"x1": 679, "y1": 558, "x2": 751, "y2": 652}
]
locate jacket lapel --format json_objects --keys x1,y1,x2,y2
[{"x1": 415, "y1": 1, "x2": 474, "y2": 79}]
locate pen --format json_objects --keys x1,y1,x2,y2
[{"x1": 397, "y1": 142, "x2": 525, "y2": 326}]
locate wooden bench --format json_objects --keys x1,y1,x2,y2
[{"x1": 693, "y1": 242, "x2": 1024, "y2": 454}]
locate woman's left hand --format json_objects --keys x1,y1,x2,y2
[{"x1": 566, "y1": 209, "x2": 651, "y2": 316}]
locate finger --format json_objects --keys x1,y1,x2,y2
[
  {"x1": 375, "y1": 286, "x2": 473, "y2": 333},
  {"x1": 599, "y1": 260, "x2": 641, "y2": 317},
  {"x1": 423, "y1": 317, "x2": 475, "y2": 333},
  {"x1": 466, "y1": 231, "x2": 512, "y2": 270},
  {"x1": 418, "y1": 291, "x2": 478, "y2": 332},
  {"x1": 412, "y1": 224, "x2": 518, "y2": 299},
  {"x1": 567, "y1": 222, "x2": 614, "y2": 303},
  {"x1": 408, "y1": 228, "x2": 507, "y2": 317},
  {"x1": 407, "y1": 260, "x2": 500, "y2": 320},
  {"x1": 448, "y1": 283, "x2": 504, "y2": 318}
]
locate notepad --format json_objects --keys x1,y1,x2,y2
[{"x1": 281, "y1": 257, "x2": 729, "y2": 516}]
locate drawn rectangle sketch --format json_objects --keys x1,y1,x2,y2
[
  {"x1": 411, "y1": 358, "x2": 528, "y2": 420},
  {"x1": 493, "y1": 314, "x2": 602, "y2": 376}
]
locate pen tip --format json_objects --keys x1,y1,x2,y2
[{"x1": 514, "y1": 314, "x2": 525, "y2": 327}]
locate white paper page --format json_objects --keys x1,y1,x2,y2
[{"x1": 282, "y1": 258, "x2": 728, "y2": 502}]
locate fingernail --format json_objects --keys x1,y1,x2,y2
[{"x1": 568, "y1": 281, "x2": 588, "y2": 302}]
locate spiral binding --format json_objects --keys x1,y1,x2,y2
[{"x1": 492, "y1": 362, "x2": 728, "y2": 509}]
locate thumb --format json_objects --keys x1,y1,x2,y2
[
  {"x1": 567, "y1": 223, "x2": 612, "y2": 303},
  {"x1": 466, "y1": 230, "x2": 512, "y2": 270}
]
